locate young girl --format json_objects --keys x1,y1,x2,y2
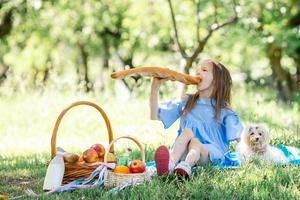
[{"x1": 150, "y1": 59, "x2": 243, "y2": 178}]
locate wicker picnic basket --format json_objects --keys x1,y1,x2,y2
[
  {"x1": 50, "y1": 101, "x2": 115, "y2": 185},
  {"x1": 104, "y1": 136, "x2": 147, "y2": 187}
]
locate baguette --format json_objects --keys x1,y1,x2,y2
[{"x1": 111, "y1": 66, "x2": 201, "y2": 85}]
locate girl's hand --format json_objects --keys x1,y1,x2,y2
[
  {"x1": 150, "y1": 77, "x2": 172, "y2": 120},
  {"x1": 152, "y1": 77, "x2": 171, "y2": 87}
]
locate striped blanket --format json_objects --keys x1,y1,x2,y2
[
  {"x1": 217, "y1": 144, "x2": 300, "y2": 169},
  {"x1": 145, "y1": 144, "x2": 300, "y2": 173}
]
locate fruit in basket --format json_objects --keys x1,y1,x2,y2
[
  {"x1": 63, "y1": 153, "x2": 79, "y2": 163},
  {"x1": 77, "y1": 155, "x2": 85, "y2": 164},
  {"x1": 129, "y1": 160, "x2": 145, "y2": 173},
  {"x1": 82, "y1": 148, "x2": 100, "y2": 163},
  {"x1": 113, "y1": 165, "x2": 130, "y2": 174},
  {"x1": 90, "y1": 143, "x2": 105, "y2": 158},
  {"x1": 106, "y1": 153, "x2": 117, "y2": 163}
]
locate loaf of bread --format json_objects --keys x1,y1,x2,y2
[{"x1": 111, "y1": 66, "x2": 201, "y2": 85}]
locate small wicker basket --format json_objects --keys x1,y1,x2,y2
[
  {"x1": 49, "y1": 101, "x2": 115, "y2": 185},
  {"x1": 104, "y1": 136, "x2": 147, "y2": 187}
]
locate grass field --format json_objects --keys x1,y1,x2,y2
[{"x1": 1, "y1": 83, "x2": 300, "y2": 199}]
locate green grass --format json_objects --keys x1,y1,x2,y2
[{"x1": 0, "y1": 83, "x2": 300, "y2": 199}]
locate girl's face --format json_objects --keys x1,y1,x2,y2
[{"x1": 196, "y1": 60, "x2": 214, "y2": 93}]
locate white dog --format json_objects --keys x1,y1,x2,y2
[{"x1": 236, "y1": 124, "x2": 288, "y2": 164}]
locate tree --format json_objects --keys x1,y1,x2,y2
[
  {"x1": 286, "y1": 5, "x2": 300, "y2": 93},
  {"x1": 241, "y1": 0, "x2": 300, "y2": 102},
  {"x1": 0, "y1": 1, "x2": 14, "y2": 85},
  {"x1": 166, "y1": 0, "x2": 238, "y2": 96}
]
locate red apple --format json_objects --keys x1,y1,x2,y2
[
  {"x1": 82, "y1": 148, "x2": 100, "y2": 163},
  {"x1": 90, "y1": 143, "x2": 105, "y2": 158},
  {"x1": 129, "y1": 160, "x2": 145, "y2": 173}
]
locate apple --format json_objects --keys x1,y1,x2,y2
[
  {"x1": 63, "y1": 153, "x2": 79, "y2": 163},
  {"x1": 82, "y1": 148, "x2": 100, "y2": 163},
  {"x1": 129, "y1": 160, "x2": 145, "y2": 173},
  {"x1": 90, "y1": 143, "x2": 105, "y2": 158}
]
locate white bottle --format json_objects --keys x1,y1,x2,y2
[{"x1": 43, "y1": 147, "x2": 65, "y2": 191}]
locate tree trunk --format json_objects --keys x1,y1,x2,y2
[
  {"x1": 96, "y1": 34, "x2": 110, "y2": 92},
  {"x1": 296, "y1": 60, "x2": 300, "y2": 91},
  {"x1": 97, "y1": 66, "x2": 105, "y2": 91},
  {"x1": 266, "y1": 43, "x2": 293, "y2": 102},
  {"x1": 0, "y1": 63, "x2": 9, "y2": 85},
  {"x1": 102, "y1": 35, "x2": 110, "y2": 69},
  {"x1": 0, "y1": 9, "x2": 13, "y2": 38},
  {"x1": 32, "y1": 68, "x2": 39, "y2": 87},
  {"x1": 293, "y1": 47, "x2": 300, "y2": 91},
  {"x1": 287, "y1": 10, "x2": 300, "y2": 93},
  {"x1": 118, "y1": 54, "x2": 144, "y2": 92},
  {"x1": 176, "y1": 52, "x2": 202, "y2": 98},
  {"x1": 78, "y1": 43, "x2": 92, "y2": 92},
  {"x1": 42, "y1": 57, "x2": 54, "y2": 85},
  {"x1": 0, "y1": 8, "x2": 14, "y2": 85}
]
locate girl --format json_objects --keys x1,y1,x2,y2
[{"x1": 150, "y1": 59, "x2": 243, "y2": 178}]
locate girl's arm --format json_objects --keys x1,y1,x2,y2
[{"x1": 150, "y1": 77, "x2": 168, "y2": 120}]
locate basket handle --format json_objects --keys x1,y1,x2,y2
[
  {"x1": 51, "y1": 101, "x2": 114, "y2": 159},
  {"x1": 104, "y1": 136, "x2": 145, "y2": 163}
]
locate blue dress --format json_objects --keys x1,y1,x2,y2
[{"x1": 158, "y1": 97, "x2": 244, "y2": 165}]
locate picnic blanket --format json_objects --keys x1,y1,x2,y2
[
  {"x1": 219, "y1": 144, "x2": 300, "y2": 168},
  {"x1": 146, "y1": 144, "x2": 300, "y2": 173}
]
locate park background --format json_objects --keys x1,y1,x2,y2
[{"x1": 0, "y1": 0, "x2": 300, "y2": 199}]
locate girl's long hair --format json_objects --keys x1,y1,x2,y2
[{"x1": 182, "y1": 59, "x2": 232, "y2": 121}]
